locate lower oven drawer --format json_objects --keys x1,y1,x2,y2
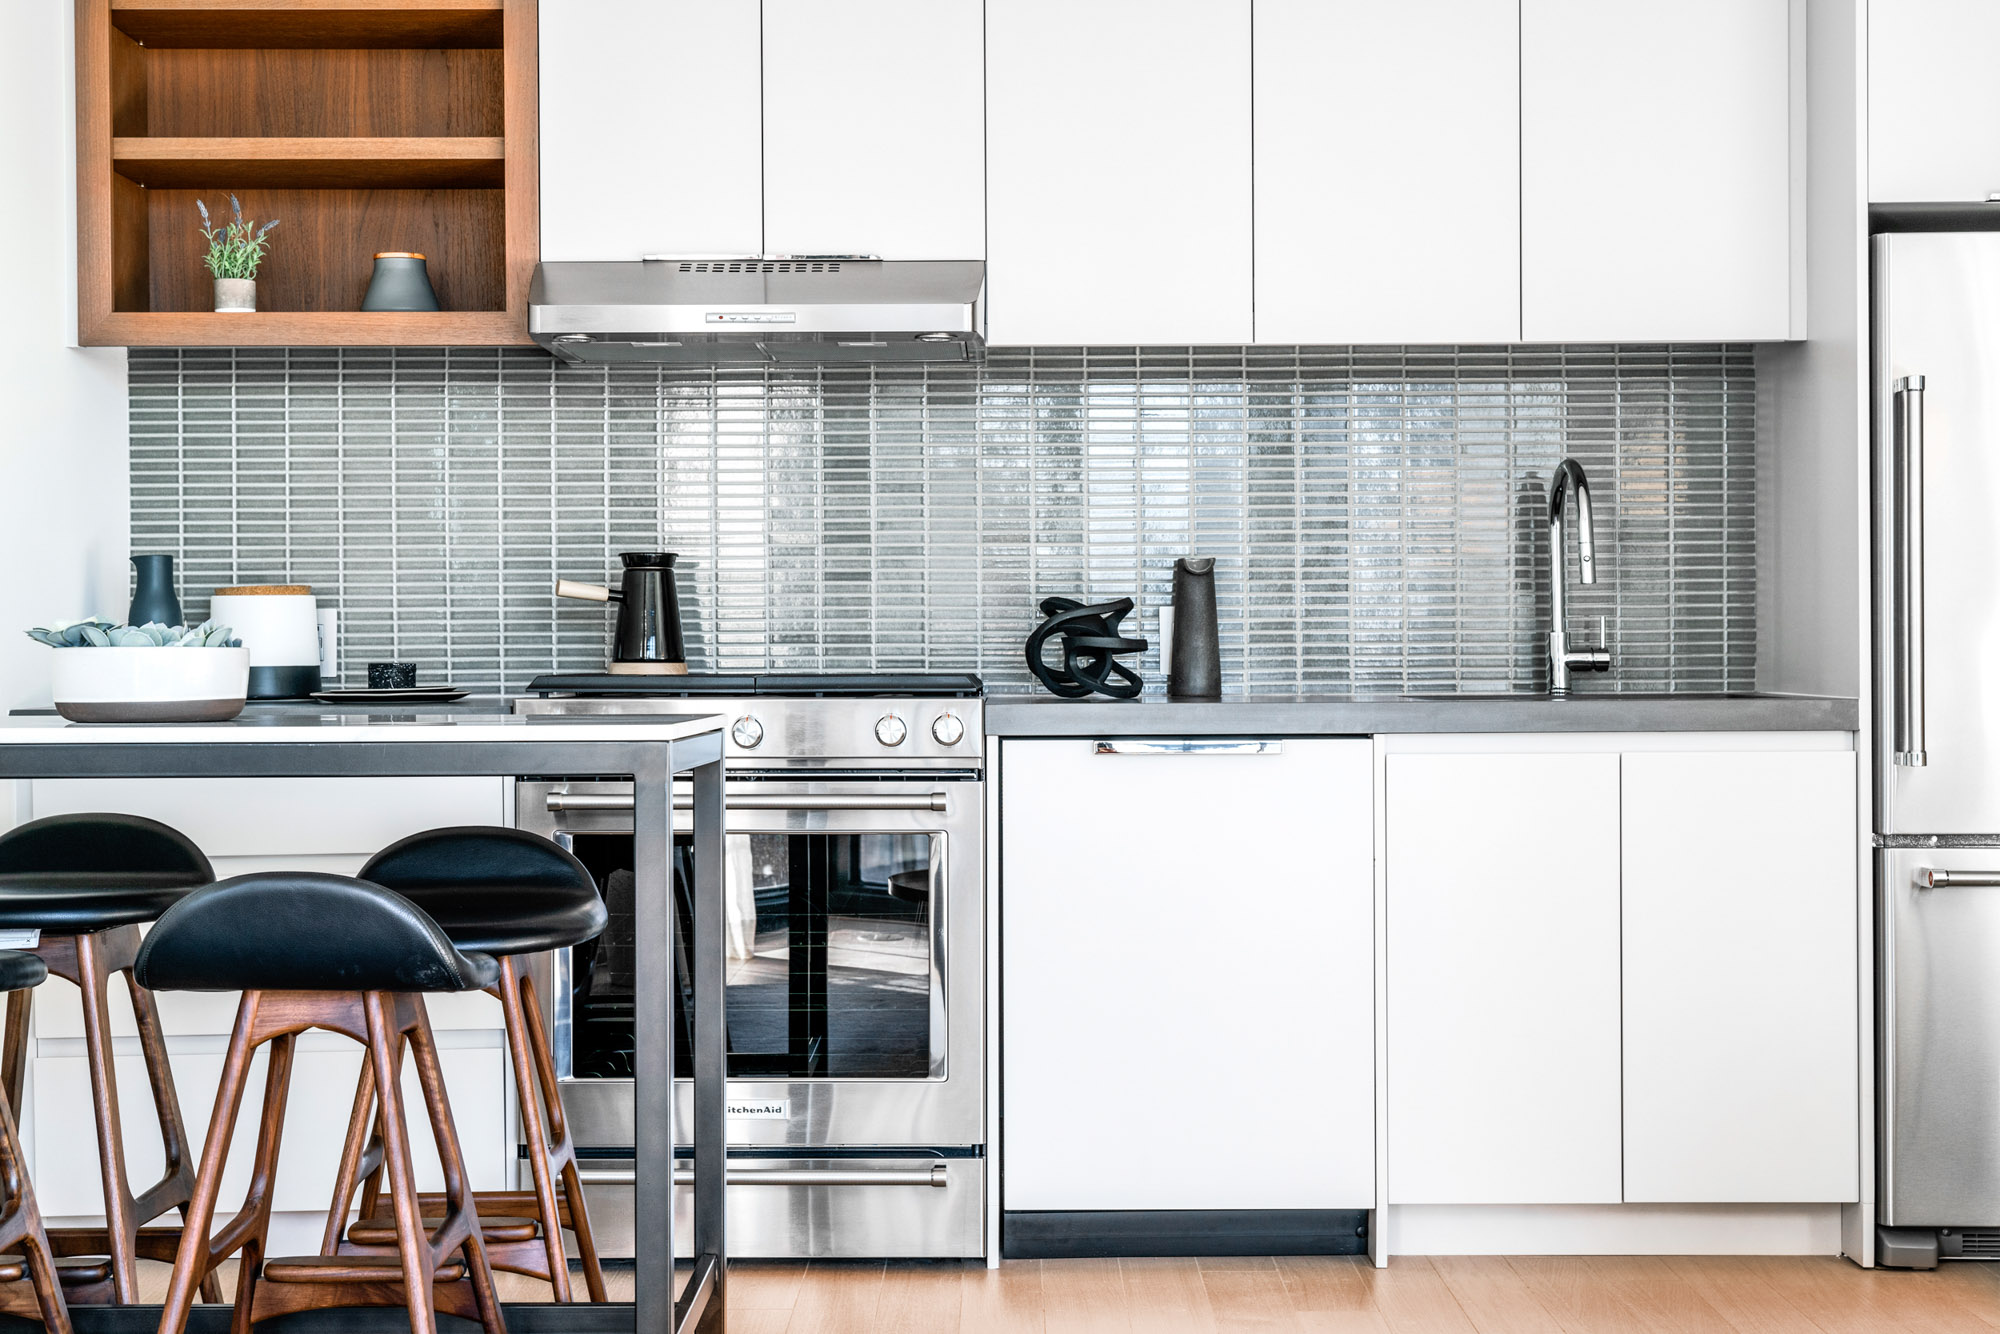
[{"x1": 559, "y1": 1156, "x2": 985, "y2": 1260}]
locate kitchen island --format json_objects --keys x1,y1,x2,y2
[{"x1": 0, "y1": 710, "x2": 728, "y2": 1334}]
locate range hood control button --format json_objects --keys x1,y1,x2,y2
[
  {"x1": 931, "y1": 714, "x2": 965, "y2": 745},
  {"x1": 731, "y1": 716, "x2": 765, "y2": 749},
  {"x1": 875, "y1": 715, "x2": 908, "y2": 747}
]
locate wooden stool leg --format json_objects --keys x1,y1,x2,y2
[
  {"x1": 227, "y1": 1031, "x2": 296, "y2": 1334},
  {"x1": 0, "y1": 1059, "x2": 71, "y2": 1334},
  {"x1": 365, "y1": 999, "x2": 437, "y2": 1334},
  {"x1": 1, "y1": 989, "x2": 29, "y2": 1117},
  {"x1": 405, "y1": 998, "x2": 504, "y2": 1334},
  {"x1": 159, "y1": 996, "x2": 261, "y2": 1334},
  {"x1": 70, "y1": 934, "x2": 139, "y2": 1302},
  {"x1": 496, "y1": 957, "x2": 571, "y2": 1301},
  {"x1": 320, "y1": 1058, "x2": 380, "y2": 1256},
  {"x1": 125, "y1": 963, "x2": 219, "y2": 1303},
  {"x1": 520, "y1": 967, "x2": 607, "y2": 1301}
]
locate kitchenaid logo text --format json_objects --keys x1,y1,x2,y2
[{"x1": 725, "y1": 1100, "x2": 790, "y2": 1119}]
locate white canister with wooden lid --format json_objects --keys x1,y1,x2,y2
[{"x1": 208, "y1": 585, "x2": 321, "y2": 698}]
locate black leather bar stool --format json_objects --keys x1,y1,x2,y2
[
  {"x1": 137, "y1": 872, "x2": 505, "y2": 1334},
  {"x1": 0, "y1": 950, "x2": 83, "y2": 1332},
  {"x1": 0, "y1": 813, "x2": 218, "y2": 1304},
  {"x1": 342, "y1": 827, "x2": 609, "y2": 1302}
]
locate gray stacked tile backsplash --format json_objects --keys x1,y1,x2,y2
[{"x1": 128, "y1": 344, "x2": 1755, "y2": 695}]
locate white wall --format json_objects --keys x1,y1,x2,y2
[{"x1": 0, "y1": 0, "x2": 129, "y2": 711}]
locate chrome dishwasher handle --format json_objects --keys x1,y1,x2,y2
[
  {"x1": 1894, "y1": 375, "x2": 1928, "y2": 767},
  {"x1": 576, "y1": 1165, "x2": 948, "y2": 1187},
  {"x1": 546, "y1": 791, "x2": 949, "y2": 813},
  {"x1": 1092, "y1": 739, "x2": 1281, "y2": 756},
  {"x1": 1917, "y1": 868, "x2": 2000, "y2": 888}
]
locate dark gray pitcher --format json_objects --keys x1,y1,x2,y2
[
  {"x1": 1168, "y1": 556, "x2": 1221, "y2": 700},
  {"x1": 128, "y1": 554, "x2": 183, "y2": 628}
]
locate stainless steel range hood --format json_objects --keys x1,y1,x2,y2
[{"x1": 528, "y1": 257, "x2": 985, "y2": 365}]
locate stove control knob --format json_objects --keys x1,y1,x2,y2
[
  {"x1": 931, "y1": 713, "x2": 966, "y2": 746},
  {"x1": 875, "y1": 714, "x2": 908, "y2": 747},
  {"x1": 731, "y1": 715, "x2": 765, "y2": 749}
]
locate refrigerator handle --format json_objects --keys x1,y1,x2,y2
[{"x1": 1894, "y1": 374, "x2": 1928, "y2": 768}]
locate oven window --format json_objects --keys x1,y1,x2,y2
[{"x1": 563, "y1": 831, "x2": 937, "y2": 1079}]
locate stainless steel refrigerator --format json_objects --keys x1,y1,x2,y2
[{"x1": 1875, "y1": 231, "x2": 2000, "y2": 1264}]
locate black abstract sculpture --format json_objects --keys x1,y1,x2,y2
[{"x1": 1025, "y1": 596, "x2": 1149, "y2": 699}]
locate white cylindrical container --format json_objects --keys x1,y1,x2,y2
[
  {"x1": 209, "y1": 585, "x2": 321, "y2": 698},
  {"x1": 50, "y1": 647, "x2": 250, "y2": 722}
]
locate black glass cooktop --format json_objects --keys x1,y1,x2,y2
[{"x1": 523, "y1": 672, "x2": 983, "y2": 699}]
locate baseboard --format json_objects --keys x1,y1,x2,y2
[
  {"x1": 1003, "y1": 1209, "x2": 1369, "y2": 1259},
  {"x1": 1386, "y1": 1204, "x2": 1845, "y2": 1256}
]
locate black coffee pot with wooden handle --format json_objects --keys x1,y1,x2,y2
[{"x1": 555, "y1": 551, "x2": 687, "y2": 675}]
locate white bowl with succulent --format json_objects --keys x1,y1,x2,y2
[{"x1": 27, "y1": 620, "x2": 249, "y2": 723}]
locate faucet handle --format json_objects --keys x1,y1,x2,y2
[{"x1": 1595, "y1": 615, "x2": 1608, "y2": 649}]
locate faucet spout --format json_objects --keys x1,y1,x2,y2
[{"x1": 1546, "y1": 458, "x2": 1611, "y2": 694}]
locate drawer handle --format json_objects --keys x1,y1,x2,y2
[
  {"x1": 1917, "y1": 868, "x2": 2000, "y2": 888},
  {"x1": 576, "y1": 1165, "x2": 948, "y2": 1187},
  {"x1": 547, "y1": 791, "x2": 948, "y2": 813},
  {"x1": 1092, "y1": 739, "x2": 1280, "y2": 756}
]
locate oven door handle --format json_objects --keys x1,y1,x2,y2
[
  {"x1": 546, "y1": 791, "x2": 950, "y2": 813},
  {"x1": 577, "y1": 1164, "x2": 949, "y2": 1187}
]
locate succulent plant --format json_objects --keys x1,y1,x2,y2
[{"x1": 26, "y1": 619, "x2": 239, "y2": 649}]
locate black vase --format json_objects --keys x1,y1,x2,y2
[
  {"x1": 1168, "y1": 556, "x2": 1221, "y2": 700},
  {"x1": 128, "y1": 554, "x2": 182, "y2": 628}
]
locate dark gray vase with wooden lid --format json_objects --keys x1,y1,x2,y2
[{"x1": 360, "y1": 252, "x2": 440, "y2": 311}]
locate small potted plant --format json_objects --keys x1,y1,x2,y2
[
  {"x1": 27, "y1": 619, "x2": 249, "y2": 722},
  {"x1": 197, "y1": 196, "x2": 278, "y2": 313}
]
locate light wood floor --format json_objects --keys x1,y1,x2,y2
[{"x1": 133, "y1": 1254, "x2": 2000, "y2": 1332}]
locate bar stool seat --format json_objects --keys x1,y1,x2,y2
[
  {"x1": 0, "y1": 813, "x2": 217, "y2": 1306},
  {"x1": 140, "y1": 872, "x2": 504, "y2": 1334},
  {"x1": 348, "y1": 826, "x2": 609, "y2": 1302},
  {"x1": 357, "y1": 829, "x2": 608, "y2": 956},
  {"x1": 0, "y1": 953, "x2": 49, "y2": 993}
]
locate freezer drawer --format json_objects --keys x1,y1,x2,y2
[{"x1": 1882, "y1": 848, "x2": 2000, "y2": 1226}]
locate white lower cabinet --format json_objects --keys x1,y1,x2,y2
[
  {"x1": 1620, "y1": 751, "x2": 1859, "y2": 1203},
  {"x1": 1000, "y1": 737, "x2": 1374, "y2": 1211},
  {"x1": 1386, "y1": 752, "x2": 1624, "y2": 1204},
  {"x1": 1384, "y1": 739, "x2": 1859, "y2": 1209}
]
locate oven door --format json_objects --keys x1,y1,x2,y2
[{"x1": 515, "y1": 775, "x2": 984, "y2": 1152}]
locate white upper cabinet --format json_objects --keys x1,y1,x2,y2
[
  {"x1": 763, "y1": 0, "x2": 984, "y2": 260},
  {"x1": 1621, "y1": 751, "x2": 1859, "y2": 1203},
  {"x1": 1521, "y1": 0, "x2": 1793, "y2": 341},
  {"x1": 540, "y1": 0, "x2": 763, "y2": 261},
  {"x1": 986, "y1": 0, "x2": 1253, "y2": 345},
  {"x1": 1870, "y1": 0, "x2": 2000, "y2": 202},
  {"x1": 1253, "y1": 0, "x2": 1520, "y2": 344}
]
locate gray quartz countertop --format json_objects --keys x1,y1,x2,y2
[{"x1": 984, "y1": 691, "x2": 1858, "y2": 736}]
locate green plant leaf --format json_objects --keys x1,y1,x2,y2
[{"x1": 78, "y1": 625, "x2": 110, "y2": 647}]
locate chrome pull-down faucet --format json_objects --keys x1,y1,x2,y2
[{"x1": 1547, "y1": 458, "x2": 1611, "y2": 695}]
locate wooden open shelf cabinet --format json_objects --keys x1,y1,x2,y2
[{"x1": 76, "y1": 0, "x2": 538, "y2": 346}]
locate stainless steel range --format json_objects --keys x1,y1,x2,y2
[{"x1": 512, "y1": 673, "x2": 984, "y2": 1260}]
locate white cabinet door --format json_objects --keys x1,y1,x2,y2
[
  {"x1": 1001, "y1": 738, "x2": 1374, "y2": 1210},
  {"x1": 986, "y1": 0, "x2": 1253, "y2": 345},
  {"x1": 1386, "y1": 752, "x2": 1622, "y2": 1204},
  {"x1": 1870, "y1": 0, "x2": 2000, "y2": 202},
  {"x1": 1621, "y1": 751, "x2": 1859, "y2": 1203},
  {"x1": 539, "y1": 0, "x2": 763, "y2": 260},
  {"x1": 1521, "y1": 0, "x2": 1792, "y2": 341},
  {"x1": 1253, "y1": 0, "x2": 1519, "y2": 343},
  {"x1": 762, "y1": 0, "x2": 983, "y2": 260}
]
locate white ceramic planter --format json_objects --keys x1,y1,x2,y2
[
  {"x1": 213, "y1": 278, "x2": 256, "y2": 313},
  {"x1": 50, "y1": 647, "x2": 250, "y2": 723}
]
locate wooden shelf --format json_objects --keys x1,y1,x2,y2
[
  {"x1": 76, "y1": 0, "x2": 539, "y2": 347},
  {"x1": 91, "y1": 310, "x2": 527, "y2": 346},
  {"x1": 112, "y1": 137, "x2": 506, "y2": 188},
  {"x1": 109, "y1": 0, "x2": 503, "y2": 49}
]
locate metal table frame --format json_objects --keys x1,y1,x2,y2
[{"x1": 0, "y1": 726, "x2": 727, "y2": 1334}]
